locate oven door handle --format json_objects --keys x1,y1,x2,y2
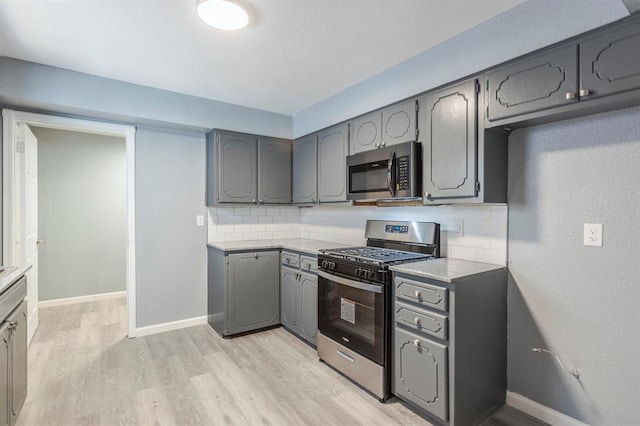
[
  {"x1": 387, "y1": 150, "x2": 396, "y2": 198},
  {"x1": 318, "y1": 270, "x2": 383, "y2": 294}
]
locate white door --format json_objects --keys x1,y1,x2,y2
[{"x1": 19, "y1": 123, "x2": 39, "y2": 343}]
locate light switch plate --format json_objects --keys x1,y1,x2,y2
[
  {"x1": 196, "y1": 215, "x2": 205, "y2": 227},
  {"x1": 583, "y1": 223, "x2": 603, "y2": 247}
]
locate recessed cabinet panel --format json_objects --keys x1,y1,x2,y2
[
  {"x1": 293, "y1": 135, "x2": 317, "y2": 204},
  {"x1": 580, "y1": 20, "x2": 640, "y2": 99},
  {"x1": 1, "y1": 323, "x2": 9, "y2": 426},
  {"x1": 395, "y1": 302, "x2": 448, "y2": 341},
  {"x1": 350, "y1": 111, "x2": 381, "y2": 155},
  {"x1": 382, "y1": 100, "x2": 416, "y2": 147},
  {"x1": 8, "y1": 302, "x2": 26, "y2": 425},
  {"x1": 228, "y1": 251, "x2": 279, "y2": 334},
  {"x1": 299, "y1": 272, "x2": 318, "y2": 345},
  {"x1": 258, "y1": 138, "x2": 292, "y2": 204},
  {"x1": 487, "y1": 44, "x2": 579, "y2": 122},
  {"x1": 218, "y1": 132, "x2": 257, "y2": 203},
  {"x1": 421, "y1": 79, "x2": 478, "y2": 200},
  {"x1": 395, "y1": 327, "x2": 448, "y2": 421},
  {"x1": 280, "y1": 267, "x2": 299, "y2": 332},
  {"x1": 318, "y1": 123, "x2": 349, "y2": 203}
]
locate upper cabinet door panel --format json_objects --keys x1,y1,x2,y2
[
  {"x1": 382, "y1": 100, "x2": 417, "y2": 146},
  {"x1": 318, "y1": 123, "x2": 349, "y2": 203},
  {"x1": 486, "y1": 44, "x2": 578, "y2": 122},
  {"x1": 258, "y1": 138, "x2": 291, "y2": 204},
  {"x1": 421, "y1": 79, "x2": 478, "y2": 199},
  {"x1": 293, "y1": 135, "x2": 317, "y2": 204},
  {"x1": 580, "y1": 19, "x2": 640, "y2": 99},
  {"x1": 350, "y1": 111, "x2": 381, "y2": 155},
  {"x1": 218, "y1": 132, "x2": 257, "y2": 203}
]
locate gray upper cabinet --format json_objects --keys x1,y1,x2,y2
[
  {"x1": 420, "y1": 79, "x2": 478, "y2": 200},
  {"x1": 318, "y1": 123, "x2": 349, "y2": 203},
  {"x1": 292, "y1": 134, "x2": 318, "y2": 204},
  {"x1": 258, "y1": 137, "x2": 292, "y2": 204},
  {"x1": 227, "y1": 251, "x2": 280, "y2": 335},
  {"x1": 349, "y1": 100, "x2": 417, "y2": 155},
  {"x1": 216, "y1": 131, "x2": 258, "y2": 204},
  {"x1": 580, "y1": 19, "x2": 640, "y2": 100},
  {"x1": 350, "y1": 111, "x2": 381, "y2": 154},
  {"x1": 207, "y1": 130, "x2": 291, "y2": 206},
  {"x1": 486, "y1": 44, "x2": 579, "y2": 122},
  {"x1": 382, "y1": 100, "x2": 417, "y2": 147}
]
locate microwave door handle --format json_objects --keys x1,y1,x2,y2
[{"x1": 387, "y1": 151, "x2": 396, "y2": 197}]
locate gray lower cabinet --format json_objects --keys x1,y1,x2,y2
[
  {"x1": 280, "y1": 251, "x2": 318, "y2": 346},
  {"x1": 349, "y1": 100, "x2": 417, "y2": 155},
  {"x1": 486, "y1": 43, "x2": 579, "y2": 122},
  {"x1": 0, "y1": 277, "x2": 27, "y2": 426},
  {"x1": 317, "y1": 123, "x2": 349, "y2": 203},
  {"x1": 208, "y1": 247, "x2": 280, "y2": 336},
  {"x1": 392, "y1": 270, "x2": 507, "y2": 426},
  {"x1": 206, "y1": 129, "x2": 292, "y2": 206},
  {"x1": 292, "y1": 134, "x2": 318, "y2": 204}
]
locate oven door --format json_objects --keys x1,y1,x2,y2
[{"x1": 318, "y1": 270, "x2": 386, "y2": 365}]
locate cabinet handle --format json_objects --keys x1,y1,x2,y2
[
  {"x1": 252, "y1": 199, "x2": 256, "y2": 203},
  {"x1": 336, "y1": 350, "x2": 355, "y2": 363},
  {"x1": 413, "y1": 339, "x2": 421, "y2": 347},
  {"x1": 414, "y1": 317, "x2": 421, "y2": 325},
  {"x1": 254, "y1": 253, "x2": 259, "y2": 259},
  {"x1": 375, "y1": 143, "x2": 380, "y2": 148},
  {"x1": 579, "y1": 89, "x2": 591, "y2": 97},
  {"x1": 259, "y1": 199, "x2": 263, "y2": 204},
  {"x1": 424, "y1": 192, "x2": 430, "y2": 199},
  {"x1": 414, "y1": 290, "x2": 421, "y2": 298},
  {"x1": 565, "y1": 92, "x2": 576, "y2": 100},
  {"x1": 286, "y1": 258, "x2": 290, "y2": 264},
  {"x1": 381, "y1": 141, "x2": 385, "y2": 147}
]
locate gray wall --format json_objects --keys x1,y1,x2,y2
[
  {"x1": 508, "y1": 107, "x2": 640, "y2": 424},
  {"x1": 293, "y1": 0, "x2": 629, "y2": 137},
  {"x1": 33, "y1": 127, "x2": 126, "y2": 301},
  {"x1": 135, "y1": 127, "x2": 207, "y2": 328}
]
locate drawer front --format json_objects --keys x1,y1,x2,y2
[
  {"x1": 395, "y1": 276, "x2": 448, "y2": 313},
  {"x1": 395, "y1": 301, "x2": 448, "y2": 341},
  {"x1": 281, "y1": 251, "x2": 300, "y2": 267},
  {"x1": 0, "y1": 276, "x2": 27, "y2": 321},
  {"x1": 299, "y1": 255, "x2": 317, "y2": 272}
]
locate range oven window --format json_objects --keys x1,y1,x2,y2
[
  {"x1": 318, "y1": 272, "x2": 385, "y2": 365},
  {"x1": 349, "y1": 161, "x2": 389, "y2": 194}
]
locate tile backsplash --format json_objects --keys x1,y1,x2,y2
[{"x1": 208, "y1": 204, "x2": 508, "y2": 265}]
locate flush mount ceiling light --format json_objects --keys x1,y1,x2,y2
[{"x1": 197, "y1": 0, "x2": 249, "y2": 31}]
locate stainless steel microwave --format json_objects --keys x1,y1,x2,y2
[{"x1": 347, "y1": 141, "x2": 421, "y2": 201}]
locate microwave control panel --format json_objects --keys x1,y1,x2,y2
[{"x1": 397, "y1": 156, "x2": 410, "y2": 190}]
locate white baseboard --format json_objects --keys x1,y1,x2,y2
[
  {"x1": 38, "y1": 290, "x2": 126, "y2": 308},
  {"x1": 506, "y1": 391, "x2": 588, "y2": 426},
  {"x1": 136, "y1": 316, "x2": 208, "y2": 337}
]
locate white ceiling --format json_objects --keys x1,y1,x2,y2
[{"x1": 0, "y1": 0, "x2": 526, "y2": 115}]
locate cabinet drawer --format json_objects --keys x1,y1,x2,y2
[
  {"x1": 395, "y1": 301, "x2": 448, "y2": 341},
  {"x1": 395, "y1": 276, "x2": 448, "y2": 313},
  {"x1": 281, "y1": 251, "x2": 300, "y2": 267},
  {"x1": 299, "y1": 255, "x2": 317, "y2": 272}
]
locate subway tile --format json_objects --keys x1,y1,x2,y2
[
  {"x1": 258, "y1": 231, "x2": 274, "y2": 240},
  {"x1": 250, "y1": 224, "x2": 266, "y2": 232},
  {"x1": 251, "y1": 207, "x2": 266, "y2": 216},
  {"x1": 476, "y1": 248, "x2": 507, "y2": 266},
  {"x1": 448, "y1": 245, "x2": 477, "y2": 262},
  {"x1": 217, "y1": 207, "x2": 236, "y2": 216},
  {"x1": 242, "y1": 216, "x2": 258, "y2": 224},
  {"x1": 286, "y1": 231, "x2": 301, "y2": 239},
  {"x1": 258, "y1": 216, "x2": 273, "y2": 224},
  {"x1": 233, "y1": 207, "x2": 251, "y2": 216},
  {"x1": 272, "y1": 231, "x2": 287, "y2": 239},
  {"x1": 242, "y1": 232, "x2": 258, "y2": 240},
  {"x1": 463, "y1": 220, "x2": 493, "y2": 249},
  {"x1": 226, "y1": 216, "x2": 243, "y2": 225},
  {"x1": 463, "y1": 205, "x2": 493, "y2": 220},
  {"x1": 226, "y1": 233, "x2": 243, "y2": 242},
  {"x1": 233, "y1": 224, "x2": 251, "y2": 233},
  {"x1": 492, "y1": 205, "x2": 508, "y2": 221},
  {"x1": 208, "y1": 232, "x2": 225, "y2": 243}
]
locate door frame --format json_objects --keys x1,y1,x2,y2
[{"x1": 2, "y1": 109, "x2": 138, "y2": 338}]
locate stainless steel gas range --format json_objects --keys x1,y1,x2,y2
[{"x1": 317, "y1": 220, "x2": 440, "y2": 401}]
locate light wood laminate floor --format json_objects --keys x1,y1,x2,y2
[{"x1": 18, "y1": 298, "x2": 547, "y2": 425}]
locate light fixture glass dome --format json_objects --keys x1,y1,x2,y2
[{"x1": 197, "y1": 0, "x2": 249, "y2": 31}]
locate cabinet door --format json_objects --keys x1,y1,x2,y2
[
  {"x1": 421, "y1": 79, "x2": 478, "y2": 200},
  {"x1": 8, "y1": 302, "x2": 26, "y2": 425},
  {"x1": 580, "y1": 19, "x2": 640, "y2": 100},
  {"x1": 382, "y1": 100, "x2": 417, "y2": 147},
  {"x1": 487, "y1": 44, "x2": 578, "y2": 122},
  {"x1": 280, "y1": 267, "x2": 299, "y2": 333},
  {"x1": 394, "y1": 327, "x2": 448, "y2": 421},
  {"x1": 228, "y1": 251, "x2": 280, "y2": 334},
  {"x1": 299, "y1": 272, "x2": 318, "y2": 346},
  {"x1": 217, "y1": 131, "x2": 257, "y2": 204},
  {"x1": 350, "y1": 111, "x2": 381, "y2": 154},
  {"x1": 258, "y1": 138, "x2": 292, "y2": 204},
  {"x1": 0, "y1": 323, "x2": 9, "y2": 426},
  {"x1": 318, "y1": 123, "x2": 349, "y2": 203},
  {"x1": 292, "y1": 135, "x2": 317, "y2": 204}
]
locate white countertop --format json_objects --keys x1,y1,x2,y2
[
  {"x1": 390, "y1": 258, "x2": 505, "y2": 283},
  {"x1": 0, "y1": 266, "x2": 28, "y2": 294},
  {"x1": 207, "y1": 238, "x2": 353, "y2": 256}
]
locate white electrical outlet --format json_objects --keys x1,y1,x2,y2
[
  {"x1": 454, "y1": 221, "x2": 464, "y2": 236},
  {"x1": 441, "y1": 221, "x2": 463, "y2": 236},
  {"x1": 583, "y1": 223, "x2": 603, "y2": 247},
  {"x1": 196, "y1": 215, "x2": 205, "y2": 226}
]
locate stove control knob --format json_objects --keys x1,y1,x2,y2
[
  {"x1": 321, "y1": 260, "x2": 328, "y2": 269},
  {"x1": 355, "y1": 268, "x2": 362, "y2": 278},
  {"x1": 365, "y1": 269, "x2": 376, "y2": 280},
  {"x1": 330, "y1": 261, "x2": 337, "y2": 270}
]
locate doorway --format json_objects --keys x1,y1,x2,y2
[{"x1": 2, "y1": 109, "x2": 137, "y2": 340}]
